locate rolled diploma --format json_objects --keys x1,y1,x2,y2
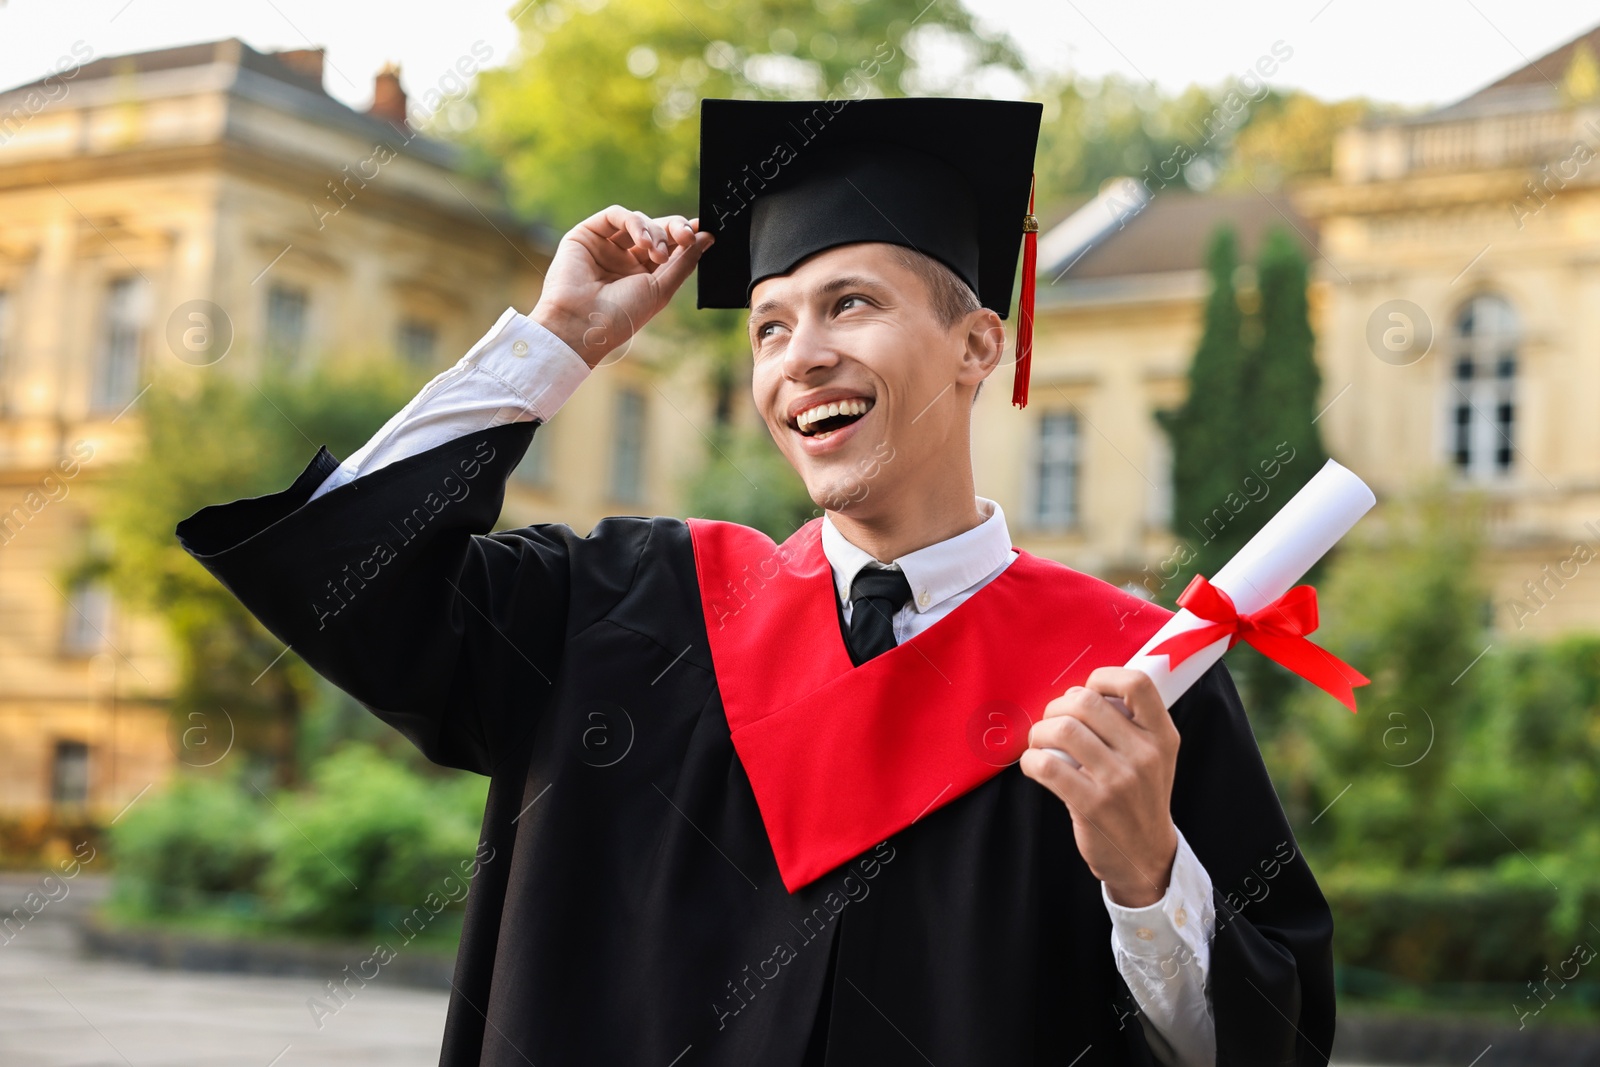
[{"x1": 1046, "y1": 459, "x2": 1376, "y2": 767}]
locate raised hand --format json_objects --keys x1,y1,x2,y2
[{"x1": 531, "y1": 205, "x2": 714, "y2": 368}]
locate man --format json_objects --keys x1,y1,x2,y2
[{"x1": 177, "y1": 98, "x2": 1334, "y2": 1066}]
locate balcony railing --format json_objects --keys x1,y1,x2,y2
[{"x1": 1337, "y1": 106, "x2": 1600, "y2": 181}]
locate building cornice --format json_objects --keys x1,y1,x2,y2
[{"x1": 0, "y1": 139, "x2": 549, "y2": 258}]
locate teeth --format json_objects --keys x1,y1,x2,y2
[{"x1": 795, "y1": 398, "x2": 870, "y2": 432}]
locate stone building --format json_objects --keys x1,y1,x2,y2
[
  {"x1": 9, "y1": 21, "x2": 1600, "y2": 829},
  {"x1": 0, "y1": 38, "x2": 706, "y2": 824},
  {"x1": 978, "y1": 21, "x2": 1600, "y2": 637}
]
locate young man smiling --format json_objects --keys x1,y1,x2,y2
[{"x1": 177, "y1": 97, "x2": 1334, "y2": 1066}]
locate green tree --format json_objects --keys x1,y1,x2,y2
[
  {"x1": 1213, "y1": 92, "x2": 1385, "y2": 191},
  {"x1": 1228, "y1": 225, "x2": 1328, "y2": 722},
  {"x1": 1157, "y1": 225, "x2": 1248, "y2": 591},
  {"x1": 1248, "y1": 224, "x2": 1325, "y2": 490},
  {"x1": 1032, "y1": 78, "x2": 1381, "y2": 212},
  {"x1": 1156, "y1": 223, "x2": 1328, "y2": 722},
  {"x1": 468, "y1": 0, "x2": 1022, "y2": 229},
  {"x1": 79, "y1": 362, "x2": 418, "y2": 785},
  {"x1": 1033, "y1": 75, "x2": 1234, "y2": 208}
]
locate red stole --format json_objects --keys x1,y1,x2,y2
[{"x1": 687, "y1": 517, "x2": 1172, "y2": 893}]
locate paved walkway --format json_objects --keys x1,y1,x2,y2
[
  {"x1": 1, "y1": 875, "x2": 448, "y2": 1067},
  {"x1": 3, "y1": 874, "x2": 1416, "y2": 1067}
]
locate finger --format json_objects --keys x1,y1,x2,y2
[
  {"x1": 582, "y1": 204, "x2": 648, "y2": 248},
  {"x1": 1086, "y1": 666, "x2": 1174, "y2": 738},
  {"x1": 655, "y1": 215, "x2": 694, "y2": 246},
  {"x1": 1061, "y1": 686, "x2": 1145, "y2": 753},
  {"x1": 1029, "y1": 713, "x2": 1115, "y2": 777},
  {"x1": 1040, "y1": 686, "x2": 1138, "y2": 756},
  {"x1": 650, "y1": 230, "x2": 715, "y2": 301},
  {"x1": 606, "y1": 210, "x2": 656, "y2": 255},
  {"x1": 590, "y1": 206, "x2": 664, "y2": 265},
  {"x1": 1019, "y1": 746, "x2": 1095, "y2": 807},
  {"x1": 633, "y1": 210, "x2": 672, "y2": 263}
]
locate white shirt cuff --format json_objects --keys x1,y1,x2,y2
[
  {"x1": 1103, "y1": 828, "x2": 1215, "y2": 973},
  {"x1": 469, "y1": 306, "x2": 592, "y2": 424},
  {"x1": 309, "y1": 308, "x2": 588, "y2": 501}
]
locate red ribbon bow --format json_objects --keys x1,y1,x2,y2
[{"x1": 1151, "y1": 574, "x2": 1368, "y2": 712}]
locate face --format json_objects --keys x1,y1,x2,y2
[{"x1": 748, "y1": 243, "x2": 1003, "y2": 517}]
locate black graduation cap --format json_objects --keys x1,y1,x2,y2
[{"x1": 697, "y1": 97, "x2": 1045, "y2": 406}]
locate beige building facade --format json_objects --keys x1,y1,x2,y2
[
  {"x1": 8, "y1": 25, "x2": 1600, "y2": 828},
  {"x1": 978, "y1": 23, "x2": 1600, "y2": 638},
  {"x1": 0, "y1": 39, "x2": 708, "y2": 824}
]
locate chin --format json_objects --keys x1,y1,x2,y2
[{"x1": 800, "y1": 468, "x2": 865, "y2": 514}]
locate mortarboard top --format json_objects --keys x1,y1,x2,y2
[{"x1": 697, "y1": 97, "x2": 1045, "y2": 406}]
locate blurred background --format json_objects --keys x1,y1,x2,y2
[{"x1": 1, "y1": 0, "x2": 1599, "y2": 1063}]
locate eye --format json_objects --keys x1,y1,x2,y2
[
  {"x1": 755, "y1": 320, "x2": 783, "y2": 340},
  {"x1": 838, "y1": 294, "x2": 871, "y2": 312}
]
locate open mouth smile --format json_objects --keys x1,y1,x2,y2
[{"x1": 791, "y1": 397, "x2": 874, "y2": 439}]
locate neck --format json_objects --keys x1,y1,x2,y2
[{"x1": 825, "y1": 464, "x2": 985, "y2": 562}]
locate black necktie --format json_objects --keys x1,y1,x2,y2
[{"x1": 844, "y1": 566, "x2": 913, "y2": 665}]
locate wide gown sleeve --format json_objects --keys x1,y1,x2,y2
[
  {"x1": 1165, "y1": 662, "x2": 1337, "y2": 1066},
  {"x1": 174, "y1": 419, "x2": 570, "y2": 777}
]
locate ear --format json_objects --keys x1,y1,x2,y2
[{"x1": 956, "y1": 307, "x2": 1006, "y2": 388}]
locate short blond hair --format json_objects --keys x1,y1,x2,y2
[{"x1": 890, "y1": 246, "x2": 982, "y2": 328}]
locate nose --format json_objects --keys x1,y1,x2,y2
[{"x1": 780, "y1": 312, "x2": 840, "y2": 382}]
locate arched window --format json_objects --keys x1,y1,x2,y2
[{"x1": 1449, "y1": 294, "x2": 1517, "y2": 479}]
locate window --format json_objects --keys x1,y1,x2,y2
[
  {"x1": 1032, "y1": 410, "x2": 1081, "y2": 530},
  {"x1": 266, "y1": 284, "x2": 309, "y2": 366},
  {"x1": 1146, "y1": 420, "x2": 1173, "y2": 530},
  {"x1": 398, "y1": 319, "x2": 437, "y2": 366},
  {"x1": 51, "y1": 740, "x2": 90, "y2": 808},
  {"x1": 610, "y1": 387, "x2": 647, "y2": 504},
  {"x1": 60, "y1": 581, "x2": 111, "y2": 655},
  {"x1": 91, "y1": 277, "x2": 148, "y2": 411},
  {"x1": 1449, "y1": 294, "x2": 1517, "y2": 480}
]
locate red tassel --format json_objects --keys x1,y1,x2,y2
[{"x1": 1012, "y1": 174, "x2": 1038, "y2": 409}]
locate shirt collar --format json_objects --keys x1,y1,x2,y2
[{"x1": 820, "y1": 497, "x2": 1015, "y2": 613}]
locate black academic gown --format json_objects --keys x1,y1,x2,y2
[{"x1": 175, "y1": 419, "x2": 1335, "y2": 1067}]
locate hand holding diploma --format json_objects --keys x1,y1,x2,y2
[
  {"x1": 1021, "y1": 667, "x2": 1183, "y2": 907},
  {"x1": 1022, "y1": 459, "x2": 1378, "y2": 905}
]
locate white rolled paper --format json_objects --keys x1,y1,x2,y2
[{"x1": 1047, "y1": 459, "x2": 1376, "y2": 766}]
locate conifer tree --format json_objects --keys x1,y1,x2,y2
[
  {"x1": 1235, "y1": 225, "x2": 1329, "y2": 725},
  {"x1": 1159, "y1": 222, "x2": 1328, "y2": 726},
  {"x1": 1250, "y1": 224, "x2": 1327, "y2": 502},
  {"x1": 1157, "y1": 225, "x2": 1249, "y2": 595}
]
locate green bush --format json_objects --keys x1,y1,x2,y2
[
  {"x1": 1250, "y1": 488, "x2": 1600, "y2": 1017},
  {"x1": 262, "y1": 745, "x2": 487, "y2": 938},
  {"x1": 105, "y1": 745, "x2": 488, "y2": 941},
  {"x1": 1323, "y1": 865, "x2": 1599, "y2": 984},
  {"x1": 107, "y1": 772, "x2": 272, "y2": 919}
]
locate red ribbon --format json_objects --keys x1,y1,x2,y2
[{"x1": 1151, "y1": 574, "x2": 1368, "y2": 712}]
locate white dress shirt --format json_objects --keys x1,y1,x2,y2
[{"x1": 310, "y1": 308, "x2": 1219, "y2": 1065}]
